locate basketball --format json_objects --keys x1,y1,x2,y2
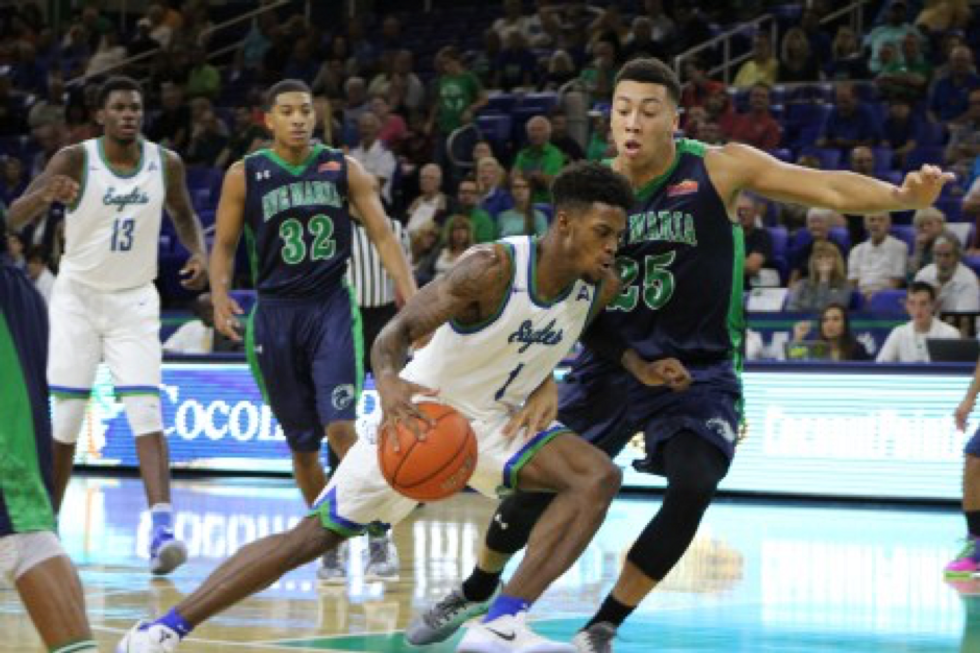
[{"x1": 378, "y1": 402, "x2": 478, "y2": 502}]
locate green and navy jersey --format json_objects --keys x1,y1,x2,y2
[
  {"x1": 605, "y1": 139, "x2": 745, "y2": 364},
  {"x1": 243, "y1": 144, "x2": 352, "y2": 299},
  {"x1": 0, "y1": 261, "x2": 55, "y2": 536}
]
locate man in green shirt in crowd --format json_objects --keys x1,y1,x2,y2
[
  {"x1": 513, "y1": 115, "x2": 566, "y2": 203},
  {"x1": 429, "y1": 46, "x2": 487, "y2": 158},
  {"x1": 451, "y1": 176, "x2": 496, "y2": 243}
]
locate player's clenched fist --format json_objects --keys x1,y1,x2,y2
[{"x1": 41, "y1": 174, "x2": 80, "y2": 205}]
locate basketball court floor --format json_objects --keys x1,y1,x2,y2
[{"x1": 1, "y1": 476, "x2": 974, "y2": 652}]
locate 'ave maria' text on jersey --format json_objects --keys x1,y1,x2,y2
[
  {"x1": 604, "y1": 139, "x2": 745, "y2": 364},
  {"x1": 243, "y1": 144, "x2": 352, "y2": 298}
]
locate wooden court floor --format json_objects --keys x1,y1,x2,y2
[{"x1": 0, "y1": 476, "x2": 974, "y2": 652}]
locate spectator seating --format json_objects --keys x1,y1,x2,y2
[{"x1": 867, "y1": 289, "x2": 907, "y2": 314}]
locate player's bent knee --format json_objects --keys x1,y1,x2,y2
[
  {"x1": 123, "y1": 395, "x2": 163, "y2": 436},
  {"x1": 588, "y1": 459, "x2": 622, "y2": 503},
  {"x1": 52, "y1": 398, "x2": 87, "y2": 445},
  {"x1": 8, "y1": 531, "x2": 67, "y2": 583}
]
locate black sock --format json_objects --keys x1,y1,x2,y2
[
  {"x1": 461, "y1": 566, "x2": 502, "y2": 602},
  {"x1": 585, "y1": 594, "x2": 634, "y2": 630},
  {"x1": 966, "y1": 511, "x2": 980, "y2": 537}
]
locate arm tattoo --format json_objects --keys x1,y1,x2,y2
[{"x1": 371, "y1": 246, "x2": 510, "y2": 376}]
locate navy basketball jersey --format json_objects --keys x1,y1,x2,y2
[
  {"x1": 605, "y1": 139, "x2": 745, "y2": 364},
  {"x1": 243, "y1": 144, "x2": 352, "y2": 298}
]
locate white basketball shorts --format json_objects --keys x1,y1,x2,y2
[
  {"x1": 312, "y1": 401, "x2": 570, "y2": 536},
  {"x1": 47, "y1": 276, "x2": 162, "y2": 398}
]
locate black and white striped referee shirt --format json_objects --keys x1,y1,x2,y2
[{"x1": 346, "y1": 218, "x2": 411, "y2": 308}]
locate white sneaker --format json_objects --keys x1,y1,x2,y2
[
  {"x1": 457, "y1": 611, "x2": 575, "y2": 653},
  {"x1": 116, "y1": 620, "x2": 180, "y2": 652},
  {"x1": 317, "y1": 541, "x2": 348, "y2": 584},
  {"x1": 364, "y1": 534, "x2": 400, "y2": 582}
]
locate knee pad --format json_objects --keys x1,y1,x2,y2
[
  {"x1": 52, "y1": 398, "x2": 88, "y2": 445},
  {"x1": 123, "y1": 395, "x2": 163, "y2": 436},
  {"x1": 485, "y1": 492, "x2": 554, "y2": 555}
]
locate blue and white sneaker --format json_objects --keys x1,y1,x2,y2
[
  {"x1": 116, "y1": 620, "x2": 181, "y2": 652},
  {"x1": 149, "y1": 528, "x2": 188, "y2": 576}
]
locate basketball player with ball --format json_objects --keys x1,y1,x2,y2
[{"x1": 116, "y1": 161, "x2": 691, "y2": 653}]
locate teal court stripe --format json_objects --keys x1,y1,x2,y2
[{"x1": 268, "y1": 612, "x2": 964, "y2": 652}]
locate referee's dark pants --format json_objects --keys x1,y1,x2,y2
[{"x1": 360, "y1": 302, "x2": 399, "y2": 378}]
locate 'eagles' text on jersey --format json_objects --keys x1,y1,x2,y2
[
  {"x1": 60, "y1": 138, "x2": 165, "y2": 290},
  {"x1": 403, "y1": 237, "x2": 600, "y2": 423}
]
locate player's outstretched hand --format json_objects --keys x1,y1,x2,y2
[
  {"x1": 955, "y1": 397, "x2": 975, "y2": 432},
  {"x1": 212, "y1": 291, "x2": 244, "y2": 341},
  {"x1": 896, "y1": 165, "x2": 956, "y2": 209},
  {"x1": 180, "y1": 253, "x2": 207, "y2": 290},
  {"x1": 504, "y1": 376, "x2": 557, "y2": 440},
  {"x1": 375, "y1": 373, "x2": 438, "y2": 450},
  {"x1": 42, "y1": 174, "x2": 80, "y2": 205}
]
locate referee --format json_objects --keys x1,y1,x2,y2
[{"x1": 347, "y1": 210, "x2": 411, "y2": 377}]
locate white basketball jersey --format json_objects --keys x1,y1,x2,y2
[
  {"x1": 59, "y1": 138, "x2": 165, "y2": 291},
  {"x1": 403, "y1": 237, "x2": 600, "y2": 423}
]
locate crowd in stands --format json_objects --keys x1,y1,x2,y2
[{"x1": 1, "y1": 0, "x2": 979, "y2": 363}]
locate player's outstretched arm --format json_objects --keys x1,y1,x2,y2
[
  {"x1": 162, "y1": 149, "x2": 208, "y2": 289},
  {"x1": 710, "y1": 142, "x2": 955, "y2": 215},
  {"x1": 209, "y1": 161, "x2": 247, "y2": 341},
  {"x1": 580, "y1": 270, "x2": 692, "y2": 391},
  {"x1": 371, "y1": 245, "x2": 511, "y2": 432},
  {"x1": 346, "y1": 156, "x2": 418, "y2": 303},
  {"x1": 7, "y1": 146, "x2": 83, "y2": 229}
]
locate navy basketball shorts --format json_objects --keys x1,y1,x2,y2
[
  {"x1": 247, "y1": 282, "x2": 363, "y2": 452},
  {"x1": 965, "y1": 427, "x2": 980, "y2": 458},
  {"x1": 558, "y1": 353, "x2": 742, "y2": 475},
  {"x1": 557, "y1": 355, "x2": 639, "y2": 460}
]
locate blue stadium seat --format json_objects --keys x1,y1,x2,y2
[
  {"x1": 868, "y1": 289, "x2": 907, "y2": 314},
  {"x1": 804, "y1": 147, "x2": 842, "y2": 170},
  {"x1": 965, "y1": 256, "x2": 980, "y2": 280},
  {"x1": 769, "y1": 148, "x2": 793, "y2": 162},
  {"x1": 476, "y1": 114, "x2": 512, "y2": 147},
  {"x1": 768, "y1": 225, "x2": 788, "y2": 260},
  {"x1": 520, "y1": 92, "x2": 558, "y2": 113},
  {"x1": 937, "y1": 197, "x2": 963, "y2": 223},
  {"x1": 916, "y1": 120, "x2": 946, "y2": 148},
  {"x1": 891, "y1": 224, "x2": 915, "y2": 250},
  {"x1": 829, "y1": 226, "x2": 850, "y2": 254},
  {"x1": 872, "y1": 145, "x2": 894, "y2": 176},
  {"x1": 534, "y1": 202, "x2": 554, "y2": 223},
  {"x1": 485, "y1": 93, "x2": 517, "y2": 114},
  {"x1": 903, "y1": 146, "x2": 945, "y2": 172},
  {"x1": 185, "y1": 166, "x2": 223, "y2": 211},
  {"x1": 784, "y1": 103, "x2": 830, "y2": 151}
]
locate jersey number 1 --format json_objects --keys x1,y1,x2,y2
[
  {"x1": 110, "y1": 217, "x2": 135, "y2": 251},
  {"x1": 280, "y1": 215, "x2": 336, "y2": 264}
]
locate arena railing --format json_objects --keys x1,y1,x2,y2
[
  {"x1": 65, "y1": 0, "x2": 303, "y2": 89},
  {"x1": 672, "y1": 0, "x2": 872, "y2": 86}
]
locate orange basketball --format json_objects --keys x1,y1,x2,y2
[{"x1": 378, "y1": 402, "x2": 478, "y2": 502}]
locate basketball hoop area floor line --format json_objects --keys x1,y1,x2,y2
[{"x1": 1, "y1": 476, "x2": 974, "y2": 652}]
